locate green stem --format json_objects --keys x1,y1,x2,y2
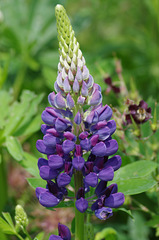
[
  {"x1": 0, "y1": 148, "x2": 7, "y2": 212},
  {"x1": 13, "y1": 66, "x2": 26, "y2": 100},
  {"x1": 74, "y1": 170, "x2": 84, "y2": 240},
  {"x1": 15, "y1": 233, "x2": 24, "y2": 240}
]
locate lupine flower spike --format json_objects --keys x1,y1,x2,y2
[{"x1": 36, "y1": 4, "x2": 125, "y2": 239}]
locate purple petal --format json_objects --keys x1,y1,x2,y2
[
  {"x1": 47, "y1": 128, "x2": 60, "y2": 137},
  {"x1": 54, "y1": 92, "x2": 66, "y2": 109},
  {"x1": 91, "y1": 142, "x2": 107, "y2": 157},
  {"x1": 73, "y1": 77, "x2": 80, "y2": 92},
  {"x1": 106, "y1": 183, "x2": 118, "y2": 195},
  {"x1": 98, "y1": 166, "x2": 114, "y2": 181},
  {"x1": 97, "y1": 105, "x2": 112, "y2": 121},
  {"x1": 79, "y1": 131, "x2": 89, "y2": 140},
  {"x1": 95, "y1": 127, "x2": 110, "y2": 141},
  {"x1": 43, "y1": 134, "x2": 57, "y2": 147},
  {"x1": 36, "y1": 140, "x2": 55, "y2": 155},
  {"x1": 62, "y1": 140, "x2": 75, "y2": 154},
  {"x1": 76, "y1": 198, "x2": 88, "y2": 213},
  {"x1": 49, "y1": 235, "x2": 62, "y2": 240},
  {"x1": 72, "y1": 156, "x2": 85, "y2": 170},
  {"x1": 82, "y1": 65, "x2": 89, "y2": 80},
  {"x1": 68, "y1": 69, "x2": 74, "y2": 82},
  {"x1": 107, "y1": 120, "x2": 116, "y2": 135},
  {"x1": 48, "y1": 92, "x2": 56, "y2": 107},
  {"x1": 38, "y1": 158, "x2": 48, "y2": 169},
  {"x1": 66, "y1": 93, "x2": 75, "y2": 109},
  {"x1": 41, "y1": 110, "x2": 56, "y2": 125},
  {"x1": 105, "y1": 155, "x2": 122, "y2": 171},
  {"x1": 36, "y1": 187, "x2": 47, "y2": 199},
  {"x1": 86, "y1": 75, "x2": 94, "y2": 89},
  {"x1": 41, "y1": 124, "x2": 51, "y2": 134},
  {"x1": 81, "y1": 81, "x2": 88, "y2": 96},
  {"x1": 74, "y1": 111, "x2": 82, "y2": 125},
  {"x1": 105, "y1": 192, "x2": 125, "y2": 208},
  {"x1": 58, "y1": 223, "x2": 71, "y2": 240},
  {"x1": 57, "y1": 173, "x2": 71, "y2": 187},
  {"x1": 80, "y1": 138, "x2": 91, "y2": 151},
  {"x1": 39, "y1": 165, "x2": 58, "y2": 180},
  {"x1": 85, "y1": 172, "x2": 98, "y2": 187},
  {"x1": 39, "y1": 191, "x2": 60, "y2": 207},
  {"x1": 77, "y1": 96, "x2": 85, "y2": 105},
  {"x1": 64, "y1": 76, "x2": 71, "y2": 92},
  {"x1": 76, "y1": 66, "x2": 83, "y2": 82},
  {"x1": 139, "y1": 100, "x2": 148, "y2": 109},
  {"x1": 95, "y1": 207, "x2": 113, "y2": 220},
  {"x1": 88, "y1": 89, "x2": 102, "y2": 106},
  {"x1": 75, "y1": 145, "x2": 82, "y2": 157},
  {"x1": 104, "y1": 139, "x2": 118, "y2": 156},
  {"x1": 95, "y1": 181, "x2": 107, "y2": 197},
  {"x1": 64, "y1": 132, "x2": 76, "y2": 141},
  {"x1": 55, "y1": 118, "x2": 67, "y2": 132},
  {"x1": 56, "y1": 72, "x2": 63, "y2": 88},
  {"x1": 90, "y1": 135, "x2": 99, "y2": 146},
  {"x1": 54, "y1": 82, "x2": 64, "y2": 95},
  {"x1": 48, "y1": 155, "x2": 64, "y2": 169}
]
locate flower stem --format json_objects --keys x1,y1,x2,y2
[{"x1": 74, "y1": 170, "x2": 84, "y2": 240}]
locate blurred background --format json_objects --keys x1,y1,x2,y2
[{"x1": 0, "y1": 0, "x2": 159, "y2": 239}]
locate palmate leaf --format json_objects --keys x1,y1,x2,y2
[
  {"x1": 5, "y1": 136, "x2": 24, "y2": 162},
  {"x1": 34, "y1": 232, "x2": 45, "y2": 240},
  {"x1": 4, "y1": 90, "x2": 36, "y2": 136},
  {"x1": 22, "y1": 152, "x2": 39, "y2": 177},
  {"x1": 0, "y1": 216, "x2": 16, "y2": 235},
  {"x1": 112, "y1": 160, "x2": 157, "y2": 195}
]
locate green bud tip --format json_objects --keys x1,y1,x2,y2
[
  {"x1": 55, "y1": 4, "x2": 85, "y2": 73},
  {"x1": 15, "y1": 205, "x2": 28, "y2": 229}
]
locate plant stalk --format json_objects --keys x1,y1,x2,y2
[{"x1": 74, "y1": 170, "x2": 84, "y2": 240}]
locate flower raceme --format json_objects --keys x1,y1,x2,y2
[{"x1": 35, "y1": 3, "x2": 124, "y2": 233}]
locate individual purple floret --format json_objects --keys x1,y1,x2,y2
[
  {"x1": 91, "y1": 182, "x2": 125, "y2": 220},
  {"x1": 49, "y1": 223, "x2": 71, "y2": 240},
  {"x1": 36, "y1": 181, "x2": 67, "y2": 208}
]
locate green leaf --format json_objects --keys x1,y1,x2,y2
[
  {"x1": 113, "y1": 208, "x2": 134, "y2": 219},
  {"x1": 113, "y1": 160, "x2": 158, "y2": 181},
  {"x1": 0, "y1": 90, "x2": 13, "y2": 129},
  {"x1": 14, "y1": 93, "x2": 44, "y2": 136},
  {"x1": 95, "y1": 227, "x2": 117, "y2": 240},
  {"x1": 0, "y1": 217, "x2": 16, "y2": 235},
  {"x1": 5, "y1": 136, "x2": 24, "y2": 161},
  {"x1": 146, "y1": 215, "x2": 159, "y2": 228},
  {"x1": 2, "y1": 212, "x2": 14, "y2": 228},
  {"x1": 34, "y1": 232, "x2": 45, "y2": 240},
  {"x1": 113, "y1": 174, "x2": 157, "y2": 195},
  {"x1": 4, "y1": 90, "x2": 36, "y2": 136},
  {"x1": 22, "y1": 152, "x2": 39, "y2": 177},
  {"x1": 27, "y1": 177, "x2": 46, "y2": 189},
  {"x1": 112, "y1": 160, "x2": 158, "y2": 195}
]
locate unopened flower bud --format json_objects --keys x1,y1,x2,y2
[{"x1": 15, "y1": 205, "x2": 28, "y2": 231}]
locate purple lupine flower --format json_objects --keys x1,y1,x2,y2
[
  {"x1": 49, "y1": 223, "x2": 71, "y2": 240},
  {"x1": 36, "y1": 181, "x2": 67, "y2": 208},
  {"x1": 35, "y1": 4, "x2": 124, "y2": 226},
  {"x1": 91, "y1": 182, "x2": 125, "y2": 220},
  {"x1": 125, "y1": 100, "x2": 152, "y2": 124}
]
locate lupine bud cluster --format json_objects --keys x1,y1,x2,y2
[
  {"x1": 15, "y1": 205, "x2": 28, "y2": 231},
  {"x1": 35, "y1": 5, "x2": 124, "y2": 235}
]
